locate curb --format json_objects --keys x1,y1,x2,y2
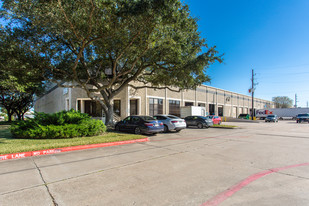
[{"x1": 0, "y1": 138, "x2": 149, "y2": 161}]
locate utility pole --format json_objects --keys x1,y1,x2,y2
[
  {"x1": 251, "y1": 69, "x2": 254, "y2": 120},
  {"x1": 295, "y1": 94, "x2": 298, "y2": 108},
  {"x1": 249, "y1": 69, "x2": 257, "y2": 120}
]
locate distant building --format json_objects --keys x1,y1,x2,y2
[{"x1": 34, "y1": 82, "x2": 274, "y2": 121}]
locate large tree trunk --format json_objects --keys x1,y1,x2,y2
[
  {"x1": 7, "y1": 112, "x2": 12, "y2": 122},
  {"x1": 16, "y1": 112, "x2": 22, "y2": 121},
  {"x1": 104, "y1": 101, "x2": 114, "y2": 127}
]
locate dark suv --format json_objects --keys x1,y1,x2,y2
[
  {"x1": 296, "y1": 113, "x2": 309, "y2": 123},
  {"x1": 184, "y1": 116, "x2": 213, "y2": 129}
]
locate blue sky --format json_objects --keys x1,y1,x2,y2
[{"x1": 185, "y1": 0, "x2": 309, "y2": 107}]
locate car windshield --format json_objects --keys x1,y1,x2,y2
[
  {"x1": 199, "y1": 116, "x2": 208, "y2": 120},
  {"x1": 267, "y1": 115, "x2": 275, "y2": 117},
  {"x1": 140, "y1": 116, "x2": 155, "y2": 121},
  {"x1": 239, "y1": 114, "x2": 247, "y2": 117}
]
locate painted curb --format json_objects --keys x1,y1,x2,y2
[{"x1": 0, "y1": 138, "x2": 149, "y2": 161}]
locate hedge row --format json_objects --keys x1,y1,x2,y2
[{"x1": 11, "y1": 110, "x2": 106, "y2": 139}]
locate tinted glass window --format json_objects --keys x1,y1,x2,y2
[
  {"x1": 149, "y1": 98, "x2": 163, "y2": 116},
  {"x1": 154, "y1": 116, "x2": 166, "y2": 120},
  {"x1": 169, "y1": 100, "x2": 180, "y2": 117},
  {"x1": 167, "y1": 115, "x2": 179, "y2": 119},
  {"x1": 140, "y1": 116, "x2": 155, "y2": 121},
  {"x1": 199, "y1": 116, "x2": 208, "y2": 120},
  {"x1": 132, "y1": 117, "x2": 140, "y2": 123},
  {"x1": 123, "y1": 117, "x2": 131, "y2": 123}
]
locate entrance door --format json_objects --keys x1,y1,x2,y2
[
  {"x1": 218, "y1": 106, "x2": 223, "y2": 116},
  {"x1": 209, "y1": 104, "x2": 215, "y2": 115},
  {"x1": 130, "y1": 99, "x2": 138, "y2": 115}
]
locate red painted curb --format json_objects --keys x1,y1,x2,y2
[
  {"x1": 0, "y1": 138, "x2": 149, "y2": 161},
  {"x1": 201, "y1": 162, "x2": 309, "y2": 206}
]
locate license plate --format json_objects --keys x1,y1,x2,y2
[{"x1": 155, "y1": 124, "x2": 159, "y2": 127}]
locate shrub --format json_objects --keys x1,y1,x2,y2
[{"x1": 11, "y1": 110, "x2": 106, "y2": 139}]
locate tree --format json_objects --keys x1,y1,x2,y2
[
  {"x1": 0, "y1": 29, "x2": 45, "y2": 121},
  {"x1": 2, "y1": 0, "x2": 222, "y2": 125},
  {"x1": 272, "y1": 96, "x2": 293, "y2": 108}
]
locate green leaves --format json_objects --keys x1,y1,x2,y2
[
  {"x1": 2, "y1": 0, "x2": 222, "y2": 125},
  {"x1": 11, "y1": 110, "x2": 106, "y2": 139},
  {"x1": 272, "y1": 96, "x2": 293, "y2": 108}
]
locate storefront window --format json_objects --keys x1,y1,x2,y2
[
  {"x1": 149, "y1": 98, "x2": 163, "y2": 116},
  {"x1": 169, "y1": 100, "x2": 180, "y2": 117}
]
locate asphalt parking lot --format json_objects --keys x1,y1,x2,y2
[{"x1": 1, "y1": 120, "x2": 309, "y2": 206}]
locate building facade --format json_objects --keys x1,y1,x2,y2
[{"x1": 34, "y1": 84, "x2": 274, "y2": 120}]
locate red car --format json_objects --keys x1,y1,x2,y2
[{"x1": 207, "y1": 115, "x2": 222, "y2": 125}]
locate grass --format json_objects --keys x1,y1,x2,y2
[
  {"x1": 0, "y1": 124, "x2": 146, "y2": 155},
  {"x1": 211, "y1": 124, "x2": 238, "y2": 129}
]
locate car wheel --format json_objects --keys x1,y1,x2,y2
[
  {"x1": 186, "y1": 125, "x2": 189, "y2": 128},
  {"x1": 115, "y1": 125, "x2": 120, "y2": 131},
  {"x1": 163, "y1": 125, "x2": 169, "y2": 133},
  {"x1": 175, "y1": 129, "x2": 181, "y2": 132},
  {"x1": 197, "y1": 123, "x2": 203, "y2": 129},
  {"x1": 134, "y1": 127, "x2": 141, "y2": 134},
  {"x1": 218, "y1": 121, "x2": 221, "y2": 125}
]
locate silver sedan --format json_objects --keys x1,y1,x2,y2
[{"x1": 153, "y1": 114, "x2": 187, "y2": 133}]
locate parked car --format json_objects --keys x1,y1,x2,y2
[
  {"x1": 153, "y1": 114, "x2": 186, "y2": 133},
  {"x1": 265, "y1": 115, "x2": 278, "y2": 122},
  {"x1": 238, "y1": 114, "x2": 250, "y2": 119},
  {"x1": 184, "y1": 116, "x2": 213, "y2": 129},
  {"x1": 207, "y1": 115, "x2": 222, "y2": 125},
  {"x1": 296, "y1": 113, "x2": 309, "y2": 123},
  {"x1": 115, "y1": 115, "x2": 164, "y2": 134}
]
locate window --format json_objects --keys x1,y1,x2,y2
[
  {"x1": 218, "y1": 106, "x2": 223, "y2": 116},
  {"x1": 185, "y1": 102, "x2": 194, "y2": 106},
  {"x1": 149, "y1": 98, "x2": 163, "y2": 116},
  {"x1": 209, "y1": 104, "x2": 215, "y2": 115},
  {"x1": 169, "y1": 100, "x2": 180, "y2": 117},
  {"x1": 84, "y1": 100, "x2": 102, "y2": 117},
  {"x1": 114, "y1": 100, "x2": 121, "y2": 116},
  {"x1": 130, "y1": 99, "x2": 138, "y2": 115},
  {"x1": 198, "y1": 103, "x2": 205, "y2": 107},
  {"x1": 63, "y1": 88, "x2": 68, "y2": 95},
  {"x1": 154, "y1": 116, "x2": 166, "y2": 120},
  {"x1": 77, "y1": 100, "x2": 81, "y2": 111},
  {"x1": 132, "y1": 117, "x2": 141, "y2": 123}
]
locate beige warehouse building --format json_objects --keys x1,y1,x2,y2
[{"x1": 35, "y1": 83, "x2": 274, "y2": 121}]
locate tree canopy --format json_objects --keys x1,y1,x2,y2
[
  {"x1": 272, "y1": 96, "x2": 293, "y2": 108},
  {"x1": 0, "y1": 29, "x2": 45, "y2": 121},
  {"x1": 1, "y1": 0, "x2": 222, "y2": 125}
]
